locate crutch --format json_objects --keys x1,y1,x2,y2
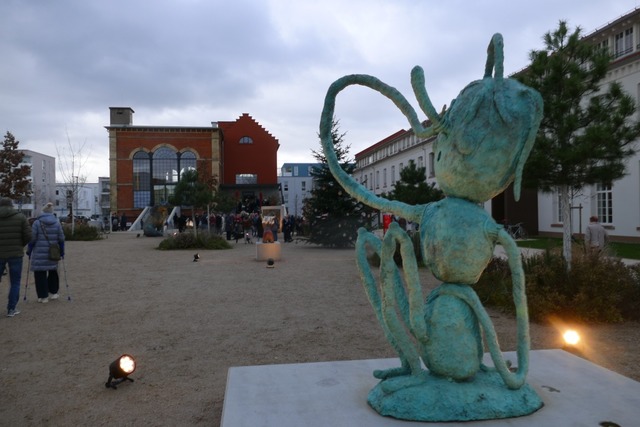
[
  {"x1": 61, "y1": 257, "x2": 72, "y2": 301},
  {"x1": 23, "y1": 256, "x2": 31, "y2": 301}
]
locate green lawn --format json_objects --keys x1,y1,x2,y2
[{"x1": 516, "y1": 237, "x2": 640, "y2": 260}]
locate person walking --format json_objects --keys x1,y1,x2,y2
[
  {"x1": 585, "y1": 216, "x2": 609, "y2": 253},
  {"x1": 27, "y1": 203, "x2": 65, "y2": 303},
  {"x1": 120, "y1": 212, "x2": 127, "y2": 232},
  {"x1": 0, "y1": 197, "x2": 32, "y2": 317}
]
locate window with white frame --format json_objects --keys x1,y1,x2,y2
[
  {"x1": 383, "y1": 168, "x2": 387, "y2": 188},
  {"x1": 614, "y1": 28, "x2": 633, "y2": 58},
  {"x1": 283, "y1": 181, "x2": 288, "y2": 191},
  {"x1": 235, "y1": 174, "x2": 257, "y2": 184},
  {"x1": 391, "y1": 165, "x2": 396, "y2": 184},
  {"x1": 596, "y1": 39, "x2": 610, "y2": 55},
  {"x1": 375, "y1": 170, "x2": 380, "y2": 189},
  {"x1": 556, "y1": 192, "x2": 564, "y2": 223},
  {"x1": 596, "y1": 183, "x2": 613, "y2": 223},
  {"x1": 429, "y1": 152, "x2": 435, "y2": 177},
  {"x1": 301, "y1": 181, "x2": 306, "y2": 192}
]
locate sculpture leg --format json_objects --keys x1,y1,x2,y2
[
  {"x1": 378, "y1": 224, "x2": 428, "y2": 375},
  {"x1": 355, "y1": 229, "x2": 413, "y2": 379}
]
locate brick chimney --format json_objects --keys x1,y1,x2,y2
[{"x1": 109, "y1": 107, "x2": 135, "y2": 125}]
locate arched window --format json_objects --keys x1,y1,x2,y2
[
  {"x1": 239, "y1": 136, "x2": 253, "y2": 144},
  {"x1": 152, "y1": 147, "x2": 178, "y2": 205},
  {"x1": 133, "y1": 151, "x2": 151, "y2": 208},
  {"x1": 179, "y1": 150, "x2": 197, "y2": 176},
  {"x1": 132, "y1": 148, "x2": 201, "y2": 207},
  {"x1": 153, "y1": 148, "x2": 178, "y2": 184}
]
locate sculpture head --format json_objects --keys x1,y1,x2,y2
[
  {"x1": 318, "y1": 33, "x2": 543, "y2": 224},
  {"x1": 429, "y1": 34, "x2": 543, "y2": 203}
]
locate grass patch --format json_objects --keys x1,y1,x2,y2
[{"x1": 516, "y1": 237, "x2": 640, "y2": 260}]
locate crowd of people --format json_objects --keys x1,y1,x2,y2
[{"x1": 171, "y1": 210, "x2": 305, "y2": 244}]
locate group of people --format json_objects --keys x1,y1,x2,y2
[
  {"x1": 109, "y1": 212, "x2": 128, "y2": 232},
  {"x1": 0, "y1": 198, "x2": 65, "y2": 317}
]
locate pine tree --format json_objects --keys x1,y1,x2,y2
[
  {"x1": 387, "y1": 160, "x2": 443, "y2": 205},
  {"x1": 303, "y1": 120, "x2": 372, "y2": 248},
  {"x1": 516, "y1": 21, "x2": 640, "y2": 266},
  {"x1": 0, "y1": 131, "x2": 31, "y2": 201}
]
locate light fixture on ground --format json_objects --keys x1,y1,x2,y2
[
  {"x1": 266, "y1": 258, "x2": 275, "y2": 268},
  {"x1": 105, "y1": 354, "x2": 136, "y2": 389},
  {"x1": 563, "y1": 330, "x2": 580, "y2": 346},
  {"x1": 562, "y1": 329, "x2": 584, "y2": 356}
]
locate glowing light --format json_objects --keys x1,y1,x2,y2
[
  {"x1": 106, "y1": 354, "x2": 137, "y2": 389},
  {"x1": 119, "y1": 355, "x2": 136, "y2": 374},
  {"x1": 563, "y1": 330, "x2": 580, "y2": 346}
]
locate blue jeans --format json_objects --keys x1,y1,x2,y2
[{"x1": 0, "y1": 257, "x2": 23, "y2": 312}]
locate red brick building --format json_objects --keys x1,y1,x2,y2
[{"x1": 106, "y1": 107, "x2": 279, "y2": 219}]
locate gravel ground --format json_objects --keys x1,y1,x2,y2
[{"x1": 0, "y1": 231, "x2": 637, "y2": 426}]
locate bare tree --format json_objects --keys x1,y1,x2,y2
[{"x1": 56, "y1": 131, "x2": 91, "y2": 235}]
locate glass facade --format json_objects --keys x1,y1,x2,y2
[{"x1": 132, "y1": 148, "x2": 197, "y2": 208}]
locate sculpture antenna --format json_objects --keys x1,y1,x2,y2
[
  {"x1": 320, "y1": 74, "x2": 427, "y2": 222},
  {"x1": 484, "y1": 33, "x2": 504, "y2": 80},
  {"x1": 410, "y1": 66, "x2": 444, "y2": 133}
]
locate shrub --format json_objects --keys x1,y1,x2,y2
[
  {"x1": 63, "y1": 224, "x2": 102, "y2": 241},
  {"x1": 476, "y1": 248, "x2": 640, "y2": 324},
  {"x1": 157, "y1": 232, "x2": 232, "y2": 250}
]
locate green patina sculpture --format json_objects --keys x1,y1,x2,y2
[
  {"x1": 319, "y1": 34, "x2": 545, "y2": 421},
  {"x1": 143, "y1": 205, "x2": 168, "y2": 237}
]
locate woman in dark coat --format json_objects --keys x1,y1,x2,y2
[{"x1": 27, "y1": 203, "x2": 65, "y2": 303}]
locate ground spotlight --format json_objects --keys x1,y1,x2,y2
[
  {"x1": 266, "y1": 258, "x2": 275, "y2": 268},
  {"x1": 105, "y1": 354, "x2": 136, "y2": 389},
  {"x1": 563, "y1": 329, "x2": 580, "y2": 346},
  {"x1": 193, "y1": 253, "x2": 200, "y2": 262},
  {"x1": 561, "y1": 329, "x2": 584, "y2": 356}
]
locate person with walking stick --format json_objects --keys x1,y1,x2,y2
[
  {"x1": 0, "y1": 197, "x2": 32, "y2": 317},
  {"x1": 27, "y1": 203, "x2": 65, "y2": 303}
]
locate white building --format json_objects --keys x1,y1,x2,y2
[
  {"x1": 17, "y1": 149, "x2": 56, "y2": 218},
  {"x1": 536, "y1": 8, "x2": 640, "y2": 243},
  {"x1": 354, "y1": 129, "x2": 437, "y2": 197},
  {"x1": 278, "y1": 163, "x2": 319, "y2": 217},
  {"x1": 54, "y1": 181, "x2": 100, "y2": 220}
]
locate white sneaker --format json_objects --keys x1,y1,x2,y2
[
  {"x1": 49, "y1": 294, "x2": 59, "y2": 300},
  {"x1": 38, "y1": 298, "x2": 49, "y2": 303}
]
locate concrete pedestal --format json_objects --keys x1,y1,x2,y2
[
  {"x1": 255, "y1": 241, "x2": 281, "y2": 261},
  {"x1": 221, "y1": 349, "x2": 640, "y2": 426}
]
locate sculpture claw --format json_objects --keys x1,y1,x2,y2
[
  {"x1": 379, "y1": 371, "x2": 429, "y2": 394},
  {"x1": 373, "y1": 366, "x2": 411, "y2": 380}
]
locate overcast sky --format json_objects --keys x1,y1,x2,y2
[{"x1": 1, "y1": 0, "x2": 638, "y2": 182}]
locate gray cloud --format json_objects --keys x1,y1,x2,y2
[{"x1": 0, "y1": 0, "x2": 634, "y2": 180}]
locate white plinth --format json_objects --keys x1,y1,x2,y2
[
  {"x1": 221, "y1": 349, "x2": 640, "y2": 426},
  {"x1": 255, "y1": 241, "x2": 281, "y2": 261}
]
